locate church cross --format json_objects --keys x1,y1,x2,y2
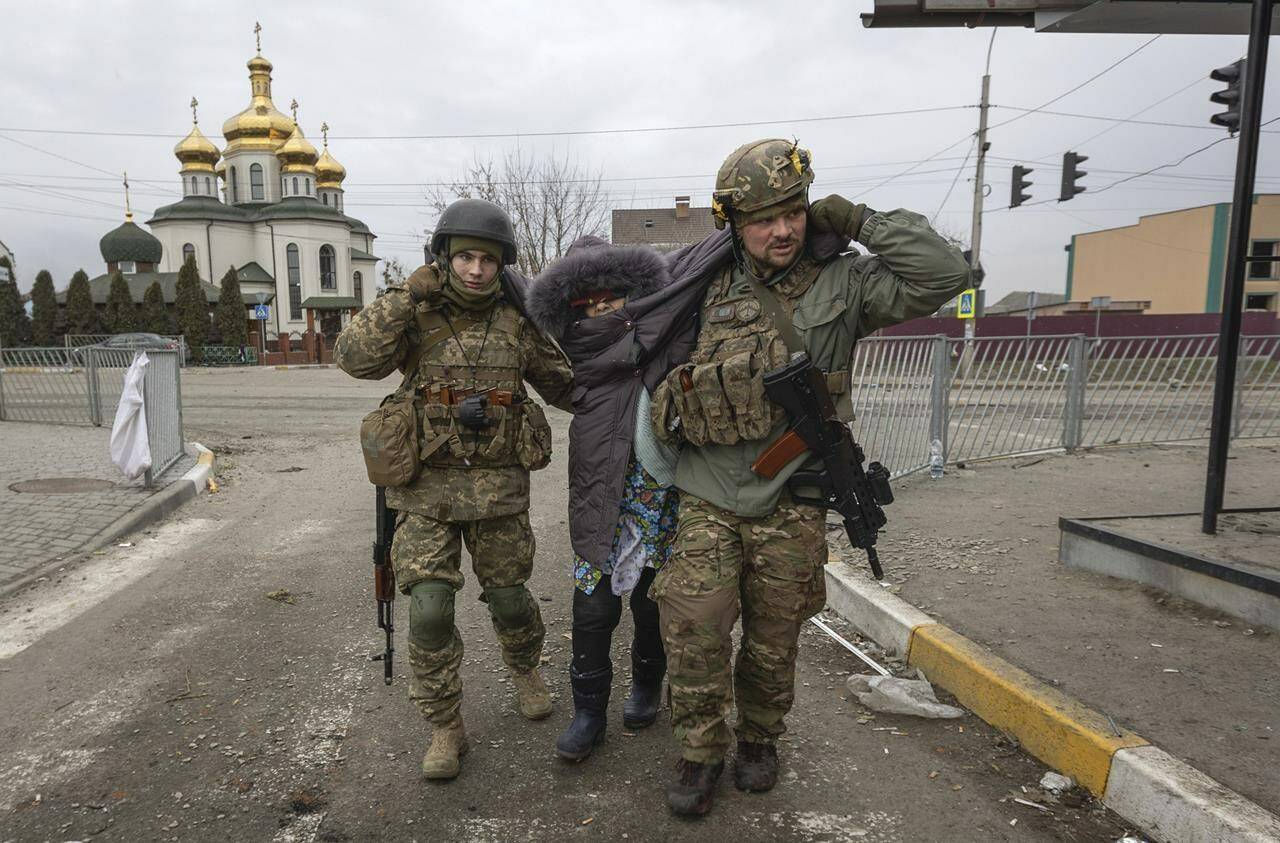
[
  {"x1": 290, "y1": 99, "x2": 299, "y2": 123},
  {"x1": 190, "y1": 96, "x2": 199, "y2": 125},
  {"x1": 254, "y1": 21, "x2": 262, "y2": 53},
  {"x1": 321, "y1": 122, "x2": 329, "y2": 147},
  {"x1": 123, "y1": 172, "x2": 132, "y2": 220}
]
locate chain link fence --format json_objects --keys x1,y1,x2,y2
[
  {"x1": 849, "y1": 333, "x2": 1280, "y2": 479},
  {"x1": 0, "y1": 345, "x2": 185, "y2": 486}
]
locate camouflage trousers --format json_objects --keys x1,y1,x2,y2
[
  {"x1": 392, "y1": 510, "x2": 545, "y2": 725},
  {"x1": 651, "y1": 492, "x2": 827, "y2": 764}
]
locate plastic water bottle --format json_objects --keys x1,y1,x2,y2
[{"x1": 929, "y1": 438, "x2": 944, "y2": 479}]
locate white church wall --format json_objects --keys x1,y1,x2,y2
[
  {"x1": 352, "y1": 258, "x2": 378, "y2": 306},
  {"x1": 181, "y1": 170, "x2": 219, "y2": 199},
  {"x1": 224, "y1": 152, "x2": 280, "y2": 204},
  {"x1": 152, "y1": 220, "x2": 213, "y2": 277},
  {"x1": 208, "y1": 222, "x2": 258, "y2": 281}
]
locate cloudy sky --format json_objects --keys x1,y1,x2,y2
[{"x1": 1, "y1": 1, "x2": 1276, "y2": 304}]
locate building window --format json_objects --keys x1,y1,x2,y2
[
  {"x1": 119, "y1": 260, "x2": 136, "y2": 274},
  {"x1": 319, "y1": 245, "x2": 336, "y2": 289},
  {"x1": 287, "y1": 244, "x2": 302, "y2": 320},
  {"x1": 1246, "y1": 293, "x2": 1275, "y2": 311},
  {"x1": 230, "y1": 166, "x2": 239, "y2": 203},
  {"x1": 305, "y1": 178, "x2": 312, "y2": 196},
  {"x1": 250, "y1": 163, "x2": 265, "y2": 200},
  {"x1": 190, "y1": 175, "x2": 198, "y2": 195},
  {"x1": 204, "y1": 176, "x2": 211, "y2": 194},
  {"x1": 322, "y1": 193, "x2": 329, "y2": 205},
  {"x1": 1249, "y1": 240, "x2": 1277, "y2": 279},
  {"x1": 182, "y1": 243, "x2": 195, "y2": 268},
  {"x1": 353, "y1": 270, "x2": 363, "y2": 303},
  {"x1": 292, "y1": 176, "x2": 299, "y2": 195}
]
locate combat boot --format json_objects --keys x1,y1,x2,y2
[
  {"x1": 511, "y1": 667, "x2": 553, "y2": 720},
  {"x1": 732, "y1": 739, "x2": 779, "y2": 792},
  {"x1": 555, "y1": 666, "x2": 611, "y2": 761},
  {"x1": 665, "y1": 757, "x2": 724, "y2": 817},
  {"x1": 421, "y1": 717, "x2": 468, "y2": 780},
  {"x1": 622, "y1": 652, "x2": 665, "y2": 730}
]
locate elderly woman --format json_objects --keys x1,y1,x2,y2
[{"x1": 528, "y1": 232, "x2": 729, "y2": 761}]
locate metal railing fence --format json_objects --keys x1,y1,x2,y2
[
  {"x1": 0, "y1": 345, "x2": 185, "y2": 486},
  {"x1": 847, "y1": 333, "x2": 1280, "y2": 480}
]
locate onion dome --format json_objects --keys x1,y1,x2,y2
[
  {"x1": 277, "y1": 121, "x2": 318, "y2": 174},
  {"x1": 221, "y1": 52, "x2": 294, "y2": 154},
  {"x1": 100, "y1": 218, "x2": 163, "y2": 264},
  {"x1": 174, "y1": 125, "x2": 220, "y2": 174},
  {"x1": 315, "y1": 123, "x2": 346, "y2": 189}
]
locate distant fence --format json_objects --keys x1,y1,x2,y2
[
  {"x1": 0, "y1": 346, "x2": 185, "y2": 487},
  {"x1": 849, "y1": 333, "x2": 1280, "y2": 479}
]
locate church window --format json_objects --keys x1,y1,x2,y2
[
  {"x1": 250, "y1": 163, "x2": 265, "y2": 200},
  {"x1": 292, "y1": 176, "x2": 299, "y2": 195},
  {"x1": 322, "y1": 193, "x2": 329, "y2": 205},
  {"x1": 230, "y1": 166, "x2": 239, "y2": 202},
  {"x1": 353, "y1": 271, "x2": 363, "y2": 303},
  {"x1": 119, "y1": 261, "x2": 136, "y2": 274},
  {"x1": 319, "y1": 245, "x2": 336, "y2": 290},
  {"x1": 287, "y1": 244, "x2": 302, "y2": 320},
  {"x1": 190, "y1": 175, "x2": 198, "y2": 195},
  {"x1": 204, "y1": 176, "x2": 211, "y2": 194},
  {"x1": 305, "y1": 179, "x2": 312, "y2": 196},
  {"x1": 182, "y1": 243, "x2": 196, "y2": 268}
]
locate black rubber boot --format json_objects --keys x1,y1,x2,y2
[
  {"x1": 666, "y1": 757, "x2": 724, "y2": 817},
  {"x1": 555, "y1": 666, "x2": 611, "y2": 762},
  {"x1": 623, "y1": 652, "x2": 665, "y2": 729},
  {"x1": 732, "y1": 739, "x2": 779, "y2": 792}
]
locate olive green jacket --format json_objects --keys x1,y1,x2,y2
[{"x1": 676, "y1": 209, "x2": 972, "y2": 516}]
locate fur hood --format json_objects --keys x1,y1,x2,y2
[{"x1": 527, "y1": 236, "x2": 671, "y2": 338}]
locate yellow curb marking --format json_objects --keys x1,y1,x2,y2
[{"x1": 907, "y1": 624, "x2": 1148, "y2": 796}]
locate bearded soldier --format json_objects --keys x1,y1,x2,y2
[
  {"x1": 650, "y1": 139, "x2": 973, "y2": 815},
  {"x1": 335, "y1": 199, "x2": 573, "y2": 781}
]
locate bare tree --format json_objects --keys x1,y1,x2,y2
[
  {"x1": 425, "y1": 149, "x2": 608, "y2": 276},
  {"x1": 381, "y1": 257, "x2": 408, "y2": 288}
]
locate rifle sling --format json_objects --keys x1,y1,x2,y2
[
  {"x1": 398, "y1": 309, "x2": 485, "y2": 391},
  {"x1": 744, "y1": 274, "x2": 848, "y2": 397}
]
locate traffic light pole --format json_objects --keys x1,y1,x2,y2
[
  {"x1": 1202, "y1": 0, "x2": 1273, "y2": 534},
  {"x1": 970, "y1": 72, "x2": 991, "y2": 272}
]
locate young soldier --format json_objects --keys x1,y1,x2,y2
[
  {"x1": 650, "y1": 139, "x2": 973, "y2": 815},
  {"x1": 335, "y1": 199, "x2": 574, "y2": 780}
]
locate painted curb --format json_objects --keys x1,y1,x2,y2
[
  {"x1": 0, "y1": 443, "x2": 215, "y2": 601},
  {"x1": 272, "y1": 364, "x2": 333, "y2": 370},
  {"x1": 824, "y1": 563, "x2": 1280, "y2": 843}
]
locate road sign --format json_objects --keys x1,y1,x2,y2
[
  {"x1": 957, "y1": 289, "x2": 977, "y2": 319},
  {"x1": 1090, "y1": 296, "x2": 1112, "y2": 310},
  {"x1": 253, "y1": 304, "x2": 270, "y2": 320}
]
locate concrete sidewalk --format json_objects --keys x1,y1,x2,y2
[
  {"x1": 829, "y1": 440, "x2": 1278, "y2": 817},
  {"x1": 0, "y1": 421, "x2": 197, "y2": 593}
]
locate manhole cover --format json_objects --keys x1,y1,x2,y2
[{"x1": 8, "y1": 478, "x2": 116, "y2": 494}]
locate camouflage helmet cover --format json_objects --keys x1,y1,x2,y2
[
  {"x1": 711, "y1": 138, "x2": 815, "y2": 230},
  {"x1": 429, "y1": 198, "x2": 518, "y2": 265}
]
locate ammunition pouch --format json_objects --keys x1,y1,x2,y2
[
  {"x1": 657, "y1": 353, "x2": 783, "y2": 448},
  {"x1": 514, "y1": 401, "x2": 553, "y2": 471},
  {"x1": 360, "y1": 392, "x2": 421, "y2": 487}
]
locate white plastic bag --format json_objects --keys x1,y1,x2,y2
[{"x1": 110, "y1": 351, "x2": 152, "y2": 480}]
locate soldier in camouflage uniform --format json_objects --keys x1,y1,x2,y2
[
  {"x1": 335, "y1": 199, "x2": 574, "y2": 781},
  {"x1": 650, "y1": 139, "x2": 973, "y2": 815}
]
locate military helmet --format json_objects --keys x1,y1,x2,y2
[
  {"x1": 711, "y1": 138, "x2": 815, "y2": 230},
  {"x1": 429, "y1": 198, "x2": 518, "y2": 265}
]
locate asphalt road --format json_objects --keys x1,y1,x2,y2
[{"x1": 0, "y1": 367, "x2": 1133, "y2": 842}]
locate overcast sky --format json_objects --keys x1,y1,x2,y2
[{"x1": 1, "y1": 1, "x2": 1276, "y2": 305}]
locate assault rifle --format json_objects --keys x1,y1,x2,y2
[
  {"x1": 371, "y1": 486, "x2": 396, "y2": 684},
  {"x1": 751, "y1": 351, "x2": 894, "y2": 580}
]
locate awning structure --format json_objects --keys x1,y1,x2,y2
[{"x1": 300, "y1": 296, "x2": 361, "y2": 310}]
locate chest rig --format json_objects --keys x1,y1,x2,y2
[
  {"x1": 654, "y1": 257, "x2": 823, "y2": 447},
  {"x1": 407, "y1": 301, "x2": 531, "y2": 468}
]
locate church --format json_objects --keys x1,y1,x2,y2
[{"x1": 130, "y1": 27, "x2": 378, "y2": 342}]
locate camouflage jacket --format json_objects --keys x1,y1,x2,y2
[
  {"x1": 335, "y1": 278, "x2": 574, "y2": 522},
  {"x1": 675, "y1": 208, "x2": 973, "y2": 517}
]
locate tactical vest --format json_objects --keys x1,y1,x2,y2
[
  {"x1": 405, "y1": 300, "x2": 550, "y2": 471},
  {"x1": 657, "y1": 257, "x2": 824, "y2": 447}
]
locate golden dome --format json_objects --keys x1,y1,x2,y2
[
  {"x1": 315, "y1": 124, "x2": 346, "y2": 189},
  {"x1": 277, "y1": 122, "x2": 318, "y2": 174},
  {"x1": 221, "y1": 53, "x2": 294, "y2": 154},
  {"x1": 174, "y1": 122, "x2": 220, "y2": 173}
]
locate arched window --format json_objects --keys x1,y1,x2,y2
[
  {"x1": 305, "y1": 178, "x2": 312, "y2": 196},
  {"x1": 322, "y1": 193, "x2": 329, "y2": 205},
  {"x1": 190, "y1": 175, "x2": 197, "y2": 195},
  {"x1": 204, "y1": 176, "x2": 211, "y2": 194},
  {"x1": 353, "y1": 271, "x2": 363, "y2": 303},
  {"x1": 182, "y1": 243, "x2": 196, "y2": 268},
  {"x1": 290, "y1": 176, "x2": 298, "y2": 195},
  {"x1": 250, "y1": 163, "x2": 265, "y2": 200},
  {"x1": 230, "y1": 166, "x2": 239, "y2": 203},
  {"x1": 319, "y1": 245, "x2": 336, "y2": 289},
  {"x1": 287, "y1": 244, "x2": 302, "y2": 320}
]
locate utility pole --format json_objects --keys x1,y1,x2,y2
[{"x1": 960, "y1": 32, "x2": 995, "y2": 379}]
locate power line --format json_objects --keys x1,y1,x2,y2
[{"x1": 932, "y1": 137, "x2": 975, "y2": 224}]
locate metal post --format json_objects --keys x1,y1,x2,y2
[
  {"x1": 929, "y1": 335, "x2": 951, "y2": 463},
  {"x1": 86, "y1": 347, "x2": 100, "y2": 426},
  {"x1": 1233, "y1": 335, "x2": 1246, "y2": 438},
  {"x1": 1203, "y1": 0, "x2": 1272, "y2": 534},
  {"x1": 0, "y1": 340, "x2": 6, "y2": 421},
  {"x1": 1063, "y1": 334, "x2": 1087, "y2": 451}
]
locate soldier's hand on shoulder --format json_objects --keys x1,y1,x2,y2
[
  {"x1": 809, "y1": 195, "x2": 873, "y2": 242},
  {"x1": 406, "y1": 263, "x2": 444, "y2": 303}
]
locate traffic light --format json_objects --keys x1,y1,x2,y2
[
  {"x1": 1209, "y1": 59, "x2": 1244, "y2": 133},
  {"x1": 1059, "y1": 151, "x2": 1087, "y2": 202},
  {"x1": 1011, "y1": 165, "x2": 1033, "y2": 208}
]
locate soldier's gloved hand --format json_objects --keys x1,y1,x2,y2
[
  {"x1": 405, "y1": 263, "x2": 443, "y2": 303},
  {"x1": 809, "y1": 195, "x2": 874, "y2": 242}
]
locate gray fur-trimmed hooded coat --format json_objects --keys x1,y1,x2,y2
[{"x1": 528, "y1": 231, "x2": 732, "y2": 568}]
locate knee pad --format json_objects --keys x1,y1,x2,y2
[
  {"x1": 408, "y1": 581, "x2": 456, "y2": 651},
  {"x1": 484, "y1": 584, "x2": 536, "y2": 630}
]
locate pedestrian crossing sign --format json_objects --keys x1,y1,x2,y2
[
  {"x1": 957, "y1": 289, "x2": 976, "y2": 319},
  {"x1": 253, "y1": 304, "x2": 270, "y2": 320}
]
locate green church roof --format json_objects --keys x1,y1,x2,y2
[{"x1": 99, "y1": 220, "x2": 163, "y2": 264}]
